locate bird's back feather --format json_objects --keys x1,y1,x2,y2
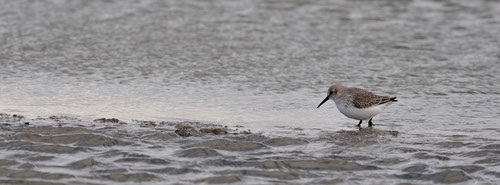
[{"x1": 344, "y1": 87, "x2": 397, "y2": 109}]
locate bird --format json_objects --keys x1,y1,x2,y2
[{"x1": 317, "y1": 84, "x2": 397, "y2": 127}]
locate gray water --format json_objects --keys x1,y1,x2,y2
[{"x1": 1, "y1": 0, "x2": 500, "y2": 184}]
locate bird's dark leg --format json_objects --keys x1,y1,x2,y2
[
  {"x1": 357, "y1": 120, "x2": 362, "y2": 127},
  {"x1": 368, "y1": 118, "x2": 373, "y2": 127}
]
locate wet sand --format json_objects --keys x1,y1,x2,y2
[{"x1": 1, "y1": 113, "x2": 498, "y2": 184}]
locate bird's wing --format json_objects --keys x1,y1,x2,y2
[{"x1": 350, "y1": 88, "x2": 397, "y2": 108}]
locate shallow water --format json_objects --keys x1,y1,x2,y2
[{"x1": 1, "y1": 0, "x2": 500, "y2": 184}]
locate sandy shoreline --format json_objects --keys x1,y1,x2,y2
[{"x1": 1, "y1": 113, "x2": 498, "y2": 184}]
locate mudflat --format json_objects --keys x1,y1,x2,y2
[{"x1": 0, "y1": 113, "x2": 497, "y2": 184}]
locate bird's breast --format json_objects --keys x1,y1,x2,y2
[{"x1": 334, "y1": 101, "x2": 384, "y2": 120}]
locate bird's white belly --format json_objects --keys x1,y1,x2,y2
[{"x1": 335, "y1": 102, "x2": 390, "y2": 120}]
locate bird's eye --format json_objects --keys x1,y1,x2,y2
[{"x1": 331, "y1": 89, "x2": 337, "y2": 95}]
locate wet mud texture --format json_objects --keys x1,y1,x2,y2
[{"x1": 1, "y1": 114, "x2": 499, "y2": 184}]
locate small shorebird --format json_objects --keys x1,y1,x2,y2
[{"x1": 317, "y1": 84, "x2": 397, "y2": 127}]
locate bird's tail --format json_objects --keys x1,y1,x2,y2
[{"x1": 390, "y1": 97, "x2": 398, "y2": 102}]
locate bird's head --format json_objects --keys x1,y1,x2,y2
[{"x1": 317, "y1": 84, "x2": 341, "y2": 108}]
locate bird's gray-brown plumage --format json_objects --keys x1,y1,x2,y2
[
  {"x1": 327, "y1": 85, "x2": 397, "y2": 109},
  {"x1": 345, "y1": 88, "x2": 398, "y2": 109}
]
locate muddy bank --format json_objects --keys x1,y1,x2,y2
[{"x1": 0, "y1": 113, "x2": 498, "y2": 184}]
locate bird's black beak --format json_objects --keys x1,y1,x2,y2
[{"x1": 317, "y1": 96, "x2": 330, "y2": 108}]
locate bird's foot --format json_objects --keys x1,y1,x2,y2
[{"x1": 368, "y1": 118, "x2": 374, "y2": 127}]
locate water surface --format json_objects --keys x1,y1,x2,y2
[{"x1": 1, "y1": 0, "x2": 500, "y2": 184}]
